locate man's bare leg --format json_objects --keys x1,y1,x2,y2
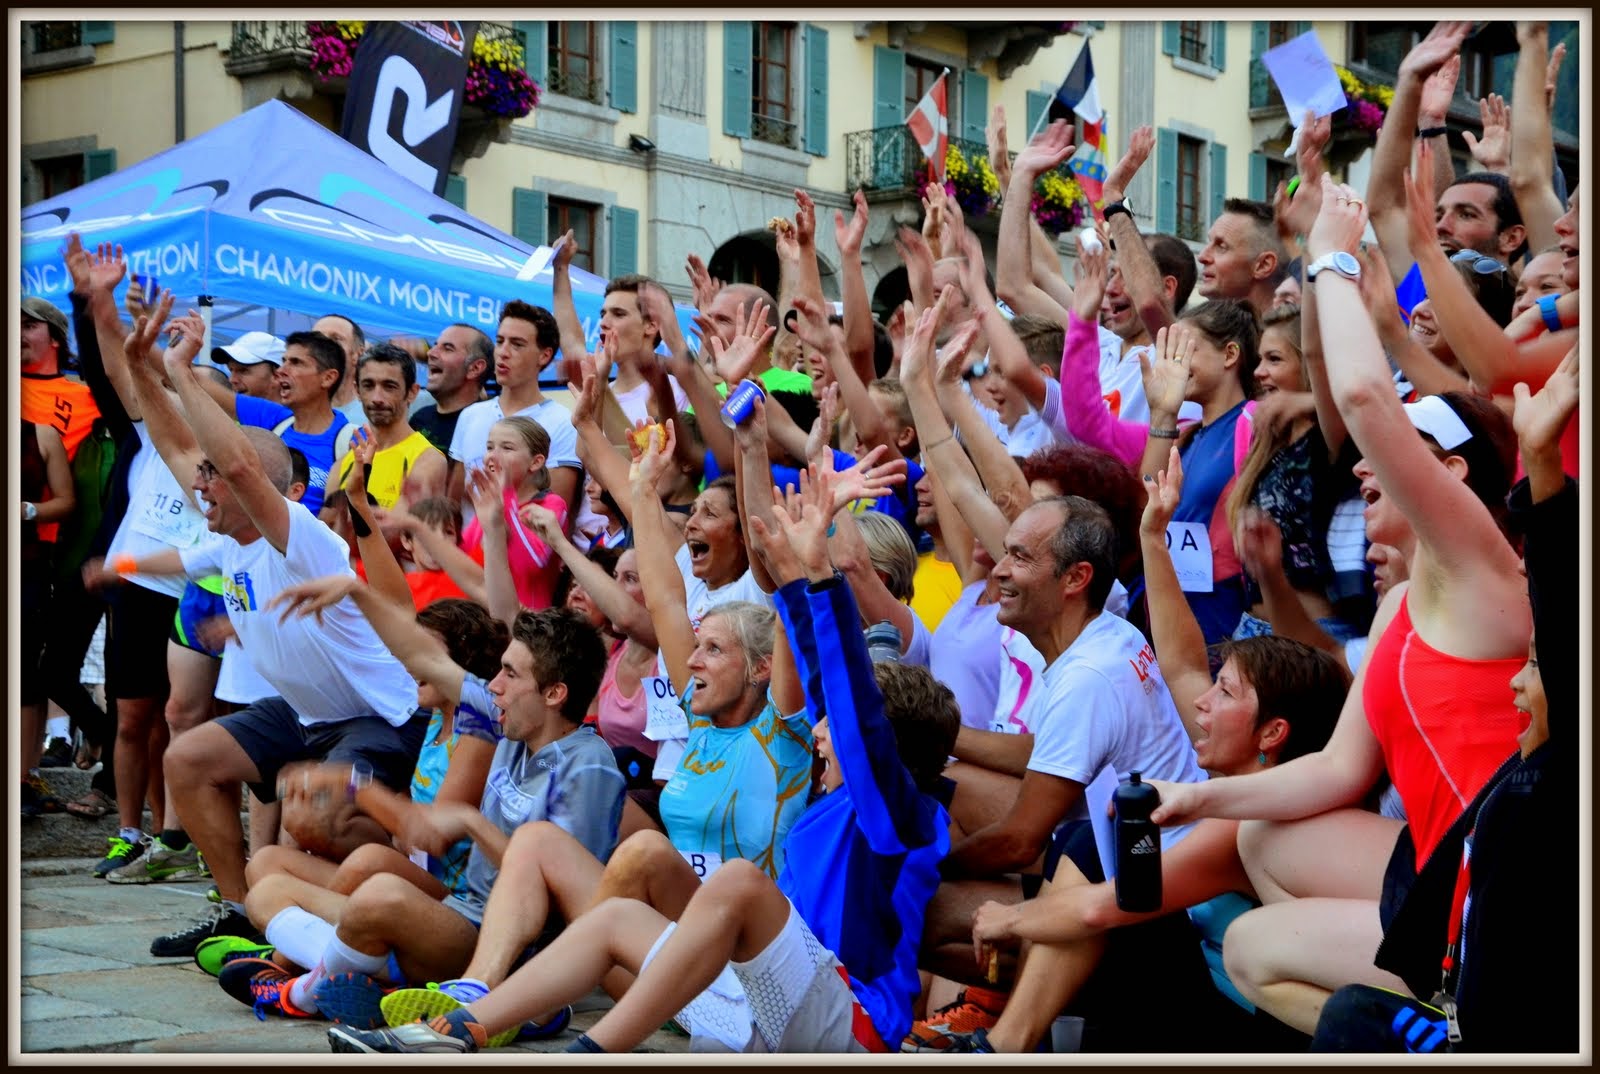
[
  {"x1": 920, "y1": 877, "x2": 1027, "y2": 985},
  {"x1": 981, "y1": 871, "x2": 1108, "y2": 1053},
  {"x1": 164, "y1": 722, "x2": 260, "y2": 902}
]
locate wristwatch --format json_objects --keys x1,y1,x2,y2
[
  {"x1": 1102, "y1": 199, "x2": 1134, "y2": 223},
  {"x1": 22, "y1": 502, "x2": 37, "y2": 521},
  {"x1": 1306, "y1": 250, "x2": 1361, "y2": 283}
]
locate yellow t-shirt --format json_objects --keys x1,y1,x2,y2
[
  {"x1": 909, "y1": 552, "x2": 964, "y2": 633},
  {"x1": 335, "y1": 430, "x2": 437, "y2": 509}
]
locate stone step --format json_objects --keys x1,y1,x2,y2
[{"x1": 26, "y1": 767, "x2": 249, "y2": 860}]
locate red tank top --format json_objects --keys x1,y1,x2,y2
[{"x1": 1362, "y1": 593, "x2": 1526, "y2": 867}]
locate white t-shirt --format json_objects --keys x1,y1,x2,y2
[
  {"x1": 992, "y1": 581, "x2": 1130, "y2": 736},
  {"x1": 1095, "y1": 327, "x2": 1202, "y2": 427},
  {"x1": 448, "y1": 396, "x2": 582, "y2": 474},
  {"x1": 902, "y1": 611, "x2": 934, "y2": 668},
  {"x1": 216, "y1": 636, "x2": 275, "y2": 706},
  {"x1": 674, "y1": 543, "x2": 770, "y2": 632},
  {"x1": 179, "y1": 499, "x2": 418, "y2": 726},
  {"x1": 612, "y1": 375, "x2": 688, "y2": 426},
  {"x1": 1027, "y1": 610, "x2": 1205, "y2": 848},
  {"x1": 106, "y1": 424, "x2": 208, "y2": 599}
]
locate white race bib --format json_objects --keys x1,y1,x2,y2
[
  {"x1": 642, "y1": 676, "x2": 689, "y2": 742},
  {"x1": 1165, "y1": 521, "x2": 1214, "y2": 593},
  {"x1": 130, "y1": 487, "x2": 205, "y2": 549},
  {"x1": 680, "y1": 850, "x2": 724, "y2": 880}
]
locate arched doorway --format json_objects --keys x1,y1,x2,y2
[
  {"x1": 871, "y1": 265, "x2": 909, "y2": 321},
  {"x1": 708, "y1": 230, "x2": 838, "y2": 301}
]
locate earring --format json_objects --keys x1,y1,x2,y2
[{"x1": 1257, "y1": 751, "x2": 1269, "y2": 766}]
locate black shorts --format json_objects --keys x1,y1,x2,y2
[
  {"x1": 1379, "y1": 825, "x2": 1417, "y2": 933},
  {"x1": 216, "y1": 696, "x2": 429, "y2": 803},
  {"x1": 106, "y1": 582, "x2": 181, "y2": 700}
]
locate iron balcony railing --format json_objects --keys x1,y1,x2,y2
[
  {"x1": 32, "y1": 21, "x2": 83, "y2": 53},
  {"x1": 846, "y1": 125, "x2": 995, "y2": 196},
  {"x1": 227, "y1": 20, "x2": 525, "y2": 76},
  {"x1": 751, "y1": 112, "x2": 799, "y2": 151}
]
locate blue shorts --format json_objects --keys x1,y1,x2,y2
[{"x1": 171, "y1": 580, "x2": 227, "y2": 658}]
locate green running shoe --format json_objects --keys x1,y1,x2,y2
[
  {"x1": 94, "y1": 835, "x2": 146, "y2": 878},
  {"x1": 194, "y1": 934, "x2": 276, "y2": 977}
]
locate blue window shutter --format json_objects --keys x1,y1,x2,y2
[
  {"x1": 1162, "y1": 22, "x2": 1180, "y2": 58},
  {"x1": 608, "y1": 21, "x2": 637, "y2": 113},
  {"x1": 1155, "y1": 127, "x2": 1178, "y2": 235},
  {"x1": 1209, "y1": 141, "x2": 1229, "y2": 223},
  {"x1": 1211, "y1": 23, "x2": 1227, "y2": 71},
  {"x1": 723, "y1": 22, "x2": 753, "y2": 137},
  {"x1": 1248, "y1": 153, "x2": 1267, "y2": 202},
  {"x1": 872, "y1": 46, "x2": 905, "y2": 128},
  {"x1": 959, "y1": 70, "x2": 988, "y2": 145},
  {"x1": 512, "y1": 188, "x2": 547, "y2": 247},
  {"x1": 803, "y1": 24, "x2": 828, "y2": 156},
  {"x1": 1249, "y1": 23, "x2": 1271, "y2": 108},
  {"x1": 82, "y1": 22, "x2": 114, "y2": 45},
  {"x1": 84, "y1": 148, "x2": 117, "y2": 181},
  {"x1": 516, "y1": 22, "x2": 547, "y2": 84},
  {"x1": 1025, "y1": 90, "x2": 1052, "y2": 140},
  {"x1": 608, "y1": 206, "x2": 639, "y2": 276},
  {"x1": 444, "y1": 174, "x2": 467, "y2": 209},
  {"x1": 1294, "y1": 21, "x2": 1312, "y2": 37}
]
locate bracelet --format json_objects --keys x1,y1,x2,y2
[
  {"x1": 346, "y1": 760, "x2": 374, "y2": 801},
  {"x1": 1537, "y1": 293, "x2": 1565, "y2": 333},
  {"x1": 922, "y1": 433, "x2": 956, "y2": 452},
  {"x1": 1147, "y1": 427, "x2": 1181, "y2": 439},
  {"x1": 112, "y1": 554, "x2": 139, "y2": 576},
  {"x1": 1415, "y1": 126, "x2": 1449, "y2": 139},
  {"x1": 1102, "y1": 201, "x2": 1132, "y2": 223}
]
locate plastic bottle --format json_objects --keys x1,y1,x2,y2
[
  {"x1": 864, "y1": 620, "x2": 903, "y2": 664},
  {"x1": 1113, "y1": 770, "x2": 1162, "y2": 912}
]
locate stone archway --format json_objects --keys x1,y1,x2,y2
[
  {"x1": 708, "y1": 230, "x2": 838, "y2": 302},
  {"x1": 871, "y1": 265, "x2": 909, "y2": 321}
]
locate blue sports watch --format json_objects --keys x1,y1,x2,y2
[{"x1": 1536, "y1": 293, "x2": 1564, "y2": 333}]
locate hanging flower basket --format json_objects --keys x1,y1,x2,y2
[
  {"x1": 915, "y1": 144, "x2": 1002, "y2": 219},
  {"x1": 307, "y1": 21, "x2": 540, "y2": 119},
  {"x1": 1030, "y1": 168, "x2": 1088, "y2": 237},
  {"x1": 1334, "y1": 66, "x2": 1393, "y2": 136}
]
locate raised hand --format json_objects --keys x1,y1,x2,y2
[
  {"x1": 985, "y1": 103, "x2": 1013, "y2": 189},
  {"x1": 628, "y1": 420, "x2": 676, "y2": 491},
  {"x1": 569, "y1": 362, "x2": 603, "y2": 428},
  {"x1": 921, "y1": 181, "x2": 948, "y2": 260},
  {"x1": 161, "y1": 306, "x2": 206, "y2": 376},
  {"x1": 1462, "y1": 94, "x2": 1511, "y2": 172},
  {"x1": 62, "y1": 233, "x2": 94, "y2": 295},
  {"x1": 806, "y1": 382, "x2": 841, "y2": 467},
  {"x1": 896, "y1": 226, "x2": 936, "y2": 308},
  {"x1": 123, "y1": 291, "x2": 177, "y2": 374},
  {"x1": 834, "y1": 189, "x2": 869, "y2": 259},
  {"x1": 1401, "y1": 147, "x2": 1442, "y2": 260},
  {"x1": 343, "y1": 425, "x2": 379, "y2": 504},
  {"x1": 87, "y1": 241, "x2": 128, "y2": 294},
  {"x1": 686, "y1": 252, "x2": 724, "y2": 313},
  {"x1": 1102, "y1": 125, "x2": 1154, "y2": 206},
  {"x1": 1139, "y1": 322, "x2": 1197, "y2": 422},
  {"x1": 934, "y1": 315, "x2": 984, "y2": 387},
  {"x1": 770, "y1": 467, "x2": 834, "y2": 581},
  {"x1": 773, "y1": 216, "x2": 800, "y2": 264},
  {"x1": 746, "y1": 510, "x2": 807, "y2": 589},
  {"x1": 637, "y1": 280, "x2": 685, "y2": 357},
  {"x1": 1139, "y1": 445, "x2": 1184, "y2": 537},
  {"x1": 1295, "y1": 109, "x2": 1333, "y2": 172},
  {"x1": 1355, "y1": 245, "x2": 1406, "y2": 337},
  {"x1": 1402, "y1": 22, "x2": 1472, "y2": 87},
  {"x1": 829, "y1": 444, "x2": 908, "y2": 511},
  {"x1": 1072, "y1": 232, "x2": 1110, "y2": 323},
  {"x1": 1511, "y1": 346, "x2": 1579, "y2": 458},
  {"x1": 464, "y1": 464, "x2": 505, "y2": 528},
  {"x1": 1013, "y1": 119, "x2": 1076, "y2": 183},
  {"x1": 1544, "y1": 42, "x2": 1567, "y2": 113},
  {"x1": 270, "y1": 574, "x2": 362, "y2": 626},
  {"x1": 900, "y1": 288, "x2": 952, "y2": 382},
  {"x1": 1418, "y1": 54, "x2": 1462, "y2": 122},
  {"x1": 1305, "y1": 174, "x2": 1368, "y2": 263},
  {"x1": 551, "y1": 228, "x2": 577, "y2": 272},
  {"x1": 785, "y1": 294, "x2": 838, "y2": 360},
  {"x1": 707, "y1": 297, "x2": 774, "y2": 385},
  {"x1": 732, "y1": 393, "x2": 770, "y2": 455},
  {"x1": 520, "y1": 499, "x2": 565, "y2": 542},
  {"x1": 793, "y1": 188, "x2": 817, "y2": 248}
]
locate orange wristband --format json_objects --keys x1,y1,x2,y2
[{"x1": 112, "y1": 554, "x2": 139, "y2": 576}]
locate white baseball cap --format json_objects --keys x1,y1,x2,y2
[{"x1": 212, "y1": 331, "x2": 286, "y2": 367}]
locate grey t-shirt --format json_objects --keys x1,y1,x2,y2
[{"x1": 445, "y1": 675, "x2": 625, "y2": 926}]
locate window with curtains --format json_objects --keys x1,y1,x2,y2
[
  {"x1": 1176, "y1": 135, "x2": 1204, "y2": 242},
  {"x1": 546, "y1": 22, "x2": 602, "y2": 104},
  {"x1": 904, "y1": 57, "x2": 950, "y2": 121},
  {"x1": 547, "y1": 198, "x2": 597, "y2": 273},
  {"x1": 1179, "y1": 22, "x2": 1209, "y2": 65},
  {"x1": 751, "y1": 21, "x2": 796, "y2": 148}
]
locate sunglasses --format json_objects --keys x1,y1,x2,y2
[
  {"x1": 962, "y1": 357, "x2": 991, "y2": 381},
  {"x1": 1449, "y1": 250, "x2": 1505, "y2": 275}
]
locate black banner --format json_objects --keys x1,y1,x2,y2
[{"x1": 340, "y1": 20, "x2": 478, "y2": 197}]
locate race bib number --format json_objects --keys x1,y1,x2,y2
[
  {"x1": 680, "y1": 850, "x2": 723, "y2": 880},
  {"x1": 642, "y1": 676, "x2": 689, "y2": 742},
  {"x1": 1165, "y1": 522, "x2": 1214, "y2": 593},
  {"x1": 130, "y1": 487, "x2": 205, "y2": 549}
]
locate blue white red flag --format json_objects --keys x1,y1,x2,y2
[{"x1": 1056, "y1": 42, "x2": 1108, "y2": 209}]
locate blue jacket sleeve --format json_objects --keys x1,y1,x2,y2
[
  {"x1": 773, "y1": 577, "x2": 825, "y2": 729},
  {"x1": 806, "y1": 576, "x2": 940, "y2": 855}
]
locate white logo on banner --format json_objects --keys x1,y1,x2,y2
[{"x1": 368, "y1": 56, "x2": 456, "y2": 192}]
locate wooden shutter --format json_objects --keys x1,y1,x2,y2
[
  {"x1": 1211, "y1": 23, "x2": 1227, "y2": 71},
  {"x1": 607, "y1": 205, "x2": 640, "y2": 276},
  {"x1": 512, "y1": 188, "x2": 548, "y2": 247},
  {"x1": 1155, "y1": 127, "x2": 1178, "y2": 235},
  {"x1": 872, "y1": 46, "x2": 905, "y2": 127},
  {"x1": 959, "y1": 69, "x2": 988, "y2": 145},
  {"x1": 723, "y1": 22, "x2": 753, "y2": 137},
  {"x1": 608, "y1": 21, "x2": 637, "y2": 113},
  {"x1": 84, "y1": 148, "x2": 117, "y2": 182},
  {"x1": 1162, "y1": 23, "x2": 1180, "y2": 58},
  {"x1": 803, "y1": 24, "x2": 828, "y2": 156},
  {"x1": 516, "y1": 22, "x2": 547, "y2": 84},
  {"x1": 1248, "y1": 153, "x2": 1268, "y2": 202},
  {"x1": 444, "y1": 174, "x2": 467, "y2": 209},
  {"x1": 1209, "y1": 141, "x2": 1229, "y2": 223},
  {"x1": 82, "y1": 22, "x2": 114, "y2": 45}
]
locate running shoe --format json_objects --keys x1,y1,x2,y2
[
  {"x1": 219, "y1": 957, "x2": 314, "y2": 1021},
  {"x1": 39, "y1": 737, "x2": 73, "y2": 768},
  {"x1": 206, "y1": 884, "x2": 222, "y2": 904},
  {"x1": 941, "y1": 1027, "x2": 998, "y2": 1053},
  {"x1": 151, "y1": 903, "x2": 262, "y2": 958},
  {"x1": 901, "y1": 987, "x2": 1008, "y2": 1052},
  {"x1": 329, "y1": 1009, "x2": 487, "y2": 1054},
  {"x1": 94, "y1": 834, "x2": 147, "y2": 878},
  {"x1": 381, "y1": 981, "x2": 525, "y2": 1048},
  {"x1": 314, "y1": 972, "x2": 393, "y2": 1030},
  {"x1": 107, "y1": 837, "x2": 208, "y2": 884},
  {"x1": 194, "y1": 935, "x2": 276, "y2": 977}
]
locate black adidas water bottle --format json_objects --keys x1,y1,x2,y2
[{"x1": 1113, "y1": 771, "x2": 1162, "y2": 912}]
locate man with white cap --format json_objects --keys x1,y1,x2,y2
[{"x1": 213, "y1": 331, "x2": 286, "y2": 401}]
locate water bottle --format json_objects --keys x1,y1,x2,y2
[
  {"x1": 1113, "y1": 770, "x2": 1162, "y2": 912},
  {"x1": 864, "y1": 621, "x2": 903, "y2": 664}
]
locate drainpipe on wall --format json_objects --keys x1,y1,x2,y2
[{"x1": 174, "y1": 22, "x2": 186, "y2": 142}]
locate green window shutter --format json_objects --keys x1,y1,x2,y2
[
  {"x1": 515, "y1": 22, "x2": 547, "y2": 83},
  {"x1": 1209, "y1": 141, "x2": 1229, "y2": 223},
  {"x1": 1248, "y1": 153, "x2": 1268, "y2": 202},
  {"x1": 959, "y1": 69, "x2": 988, "y2": 145},
  {"x1": 84, "y1": 148, "x2": 117, "y2": 181},
  {"x1": 1211, "y1": 23, "x2": 1227, "y2": 71},
  {"x1": 1294, "y1": 21, "x2": 1312, "y2": 37},
  {"x1": 1025, "y1": 91, "x2": 1052, "y2": 141},
  {"x1": 444, "y1": 174, "x2": 467, "y2": 209},
  {"x1": 81, "y1": 22, "x2": 114, "y2": 46},
  {"x1": 803, "y1": 24, "x2": 828, "y2": 156},
  {"x1": 1249, "y1": 23, "x2": 1271, "y2": 108},
  {"x1": 1155, "y1": 127, "x2": 1178, "y2": 235},
  {"x1": 512, "y1": 188, "x2": 548, "y2": 247},
  {"x1": 607, "y1": 205, "x2": 639, "y2": 276},
  {"x1": 723, "y1": 22, "x2": 753, "y2": 138},
  {"x1": 1162, "y1": 22, "x2": 1180, "y2": 58},
  {"x1": 872, "y1": 46, "x2": 905, "y2": 128},
  {"x1": 608, "y1": 21, "x2": 637, "y2": 113}
]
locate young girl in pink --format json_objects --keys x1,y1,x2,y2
[{"x1": 461, "y1": 417, "x2": 568, "y2": 610}]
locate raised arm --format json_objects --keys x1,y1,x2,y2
[
  {"x1": 732, "y1": 397, "x2": 781, "y2": 595},
  {"x1": 629, "y1": 423, "x2": 698, "y2": 693},
  {"x1": 790, "y1": 294, "x2": 900, "y2": 459},
  {"x1": 930, "y1": 319, "x2": 1033, "y2": 523},
  {"x1": 642, "y1": 281, "x2": 738, "y2": 474},
  {"x1": 1236, "y1": 507, "x2": 1354, "y2": 676},
  {"x1": 1100, "y1": 126, "x2": 1174, "y2": 337},
  {"x1": 773, "y1": 189, "x2": 828, "y2": 368},
  {"x1": 463, "y1": 466, "x2": 521, "y2": 628},
  {"x1": 1136, "y1": 446, "x2": 1215, "y2": 737},
  {"x1": 549, "y1": 230, "x2": 594, "y2": 376},
  {"x1": 956, "y1": 227, "x2": 1048, "y2": 414},
  {"x1": 1133, "y1": 323, "x2": 1196, "y2": 483},
  {"x1": 997, "y1": 119, "x2": 1076, "y2": 323},
  {"x1": 1509, "y1": 24, "x2": 1567, "y2": 253},
  {"x1": 66, "y1": 238, "x2": 142, "y2": 421},
  {"x1": 120, "y1": 297, "x2": 206, "y2": 486},
  {"x1": 1056, "y1": 244, "x2": 1150, "y2": 465},
  {"x1": 343, "y1": 428, "x2": 415, "y2": 613},
  {"x1": 834, "y1": 190, "x2": 879, "y2": 386}
]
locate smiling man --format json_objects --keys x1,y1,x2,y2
[
  {"x1": 410, "y1": 324, "x2": 491, "y2": 455},
  {"x1": 329, "y1": 343, "x2": 447, "y2": 511}
]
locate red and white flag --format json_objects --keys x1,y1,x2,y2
[{"x1": 906, "y1": 70, "x2": 950, "y2": 182}]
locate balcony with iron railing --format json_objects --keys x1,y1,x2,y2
[
  {"x1": 227, "y1": 20, "x2": 527, "y2": 80},
  {"x1": 846, "y1": 125, "x2": 990, "y2": 198},
  {"x1": 545, "y1": 67, "x2": 603, "y2": 106},
  {"x1": 752, "y1": 112, "x2": 799, "y2": 151}
]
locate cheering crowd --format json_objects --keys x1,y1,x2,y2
[{"x1": 18, "y1": 21, "x2": 1579, "y2": 1055}]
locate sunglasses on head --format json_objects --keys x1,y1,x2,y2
[{"x1": 1449, "y1": 250, "x2": 1505, "y2": 275}]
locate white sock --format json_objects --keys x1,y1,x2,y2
[
  {"x1": 264, "y1": 907, "x2": 336, "y2": 972},
  {"x1": 119, "y1": 827, "x2": 144, "y2": 844},
  {"x1": 289, "y1": 934, "x2": 390, "y2": 1012}
]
